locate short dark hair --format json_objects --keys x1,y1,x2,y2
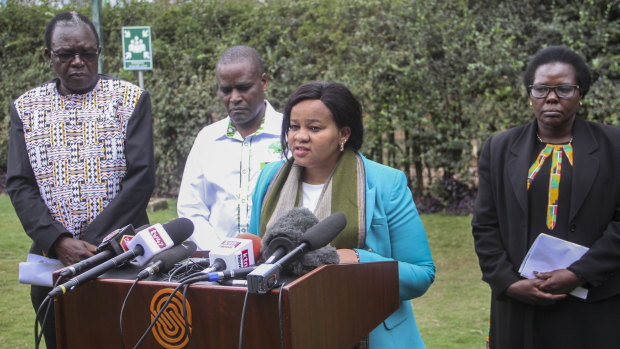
[
  {"x1": 523, "y1": 46, "x2": 591, "y2": 97},
  {"x1": 281, "y1": 81, "x2": 364, "y2": 160},
  {"x1": 216, "y1": 45, "x2": 265, "y2": 76},
  {"x1": 44, "y1": 12, "x2": 100, "y2": 49}
]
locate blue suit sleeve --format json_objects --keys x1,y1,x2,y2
[{"x1": 357, "y1": 170, "x2": 435, "y2": 301}]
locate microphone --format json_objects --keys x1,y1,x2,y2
[
  {"x1": 260, "y1": 208, "x2": 319, "y2": 264},
  {"x1": 201, "y1": 235, "x2": 260, "y2": 274},
  {"x1": 59, "y1": 224, "x2": 136, "y2": 278},
  {"x1": 48, "y1": 218, "x2": 194, "y2": 298},
  {"x1": 219, "y1": 279, "x2": 248, "y2": 287},
  {"x1": 287, "y1": 244, "x2": 340, "y2": 277},
  {"x1": 136, "y1": 240, "x2": 197, "y2": 280},
  {"x1": 236, "y1": 233, "x2": 263, "y2": 261},
  {"x1": 208, "y1": 266, "x2": 256, "y2": 282},
  {"x1": 126, "y1": 219, "x2": 193, "y2": 266},
  {"x1": 184, "y1": 235, "x2": 262, "y2": 283},
  {"x1": 247, "y1": 212, "x2": 346, "y2": 294}
]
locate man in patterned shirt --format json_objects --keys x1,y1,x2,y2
[
  {"x1": 6, "y1": 12, "x2": 154, "y2": 348},
  {"x1": 177, "y1": 46, "x2": 283, "y2": 251}
]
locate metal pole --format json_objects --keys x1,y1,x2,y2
[
  {"x1": 138, "y1": 71, "x2": 144, "y2": 90},
  {"x1": 92, "y1": 0, "x2": 104, "y2": 74}
]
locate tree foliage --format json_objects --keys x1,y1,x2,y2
[{"x1": 1, "y1": 0, "x2": 618, "y2": 212}]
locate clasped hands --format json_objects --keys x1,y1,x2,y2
[
  {"x1": 505, "y1": 269, "x2": 584, "y2": 305},
  {"x1": 53, "y1": 236, "x2": 98, "y2": 266}
]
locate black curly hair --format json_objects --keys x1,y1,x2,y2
[{"x1": 523, "y1": 46, "x2": 591, "y2": 97}]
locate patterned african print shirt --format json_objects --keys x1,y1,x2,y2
[{"x1": 12, "y1": 77, "x2": 144, "y2": 238}]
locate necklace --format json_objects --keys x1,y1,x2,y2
[{"x1": 536, "y1": 133, "x2": 573, "y2": 144}]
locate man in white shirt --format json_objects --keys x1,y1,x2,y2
[{"x1": 178, "y1": 46, "x2": 283, "y2": 250}]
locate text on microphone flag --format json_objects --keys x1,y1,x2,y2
[
  {"x1": 218, "y1": 240, "x2": 243, "y2": 249},
  {"x1": 148, "y1": 226, "x2": 168, "y2": 248},
  {"x1": 101, "y1": 227, "x2": 123, "y2": 243}
]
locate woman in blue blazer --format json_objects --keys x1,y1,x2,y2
[{"x1": 249, "y1": 81, "x2": 435, "y2": 348}]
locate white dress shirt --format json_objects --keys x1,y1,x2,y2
[{"x1": 177, "y1": 101, "x2": 283, "y2": 250}]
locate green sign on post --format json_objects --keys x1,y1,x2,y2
[{"x1": 122, "y1": 26, "x2": 152, "y2": 70}]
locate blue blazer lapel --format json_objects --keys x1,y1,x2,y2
[
  {"x1": 569, "y1": 117, "x2": 599, "y2": 223},
  {"x1": 365, "y1": 183, "x2": 377, "y2": 238}
]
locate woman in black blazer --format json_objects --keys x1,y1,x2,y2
[{"x1": 472, "y1": 46, "x2": 620, "y2": 349}]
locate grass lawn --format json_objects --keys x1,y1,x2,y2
[
  {"x1": 416, "y1": 214, "x2": 489, "y2": 348},
  {"x1": 0, "y1": 194, "x2": 489, "y2": 348}
]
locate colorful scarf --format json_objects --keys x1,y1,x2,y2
[
  {"x1": 258, "y1": 149, "x2": 366, "y2": 249},
  {"x1": 527, "y1": 143, "x2": 574, "y2": 230}
]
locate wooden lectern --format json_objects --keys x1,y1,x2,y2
[{"x1": 54, "y1": 261, "x2": 398, "y2": 348}]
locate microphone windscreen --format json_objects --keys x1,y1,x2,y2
[
  {"x1": 157, "y1": 240, "x2": 197, "y2": 272},
  {"x1": 287, "y1": 245, "x2": 340, "y2": 276},
  {"x1": 236, "y1": 233, "x2": 263, "y2": 260},
  {"x1": 162, "y1": 217, "x2": 194, "y2": 244},
  {"x1": 260, "y1": 208, "x2": 319, "y2": 260},
  {"x1": 302, "y1": 212, "x2": 347, "y2": 250},
  {"x1": 135, "y1": 224, "x2": 150, "y2": 232}
]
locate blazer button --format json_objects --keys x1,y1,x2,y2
[{"x1": 570, "y1": 224, "x2": 576, "y2": 232}]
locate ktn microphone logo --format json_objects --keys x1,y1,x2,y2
[
  {"x1": 237, "y1": 249, "x2": 250, "y2": 267},
  {"x1": 149, "y1": 227, "x2": 167, "y2": 248}
]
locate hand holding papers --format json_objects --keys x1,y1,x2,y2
[{"x1": 519, "y1": 233, "x2": 589, "y2": 299}]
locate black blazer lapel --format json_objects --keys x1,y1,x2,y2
[
  {"x1": 569, "y1": 117, "x2": 600, "y2": 223},
  {"x1": 508, "y1": 119, "x2": 538, "y2": 216}
]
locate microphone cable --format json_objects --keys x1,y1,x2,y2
[
  {"x1": 181, "y1": 283, "x2": 195, "y2": 349},
  {"x1": 132, "y1": 275, "x2": 205, "y2": 349},
  {"x1": 236, "y1": 277, "x2": 280, "y2": 349},
  {"x1": 34, "y1": 295, "x2": 51, "y2": 349},
  {"x1": 34, "y1": 276, "x2": 62, "y2": 349},
  {"x1": 235, "y1": 281, "x2": 286, "y2": 349},
  {"x1": 167, "y1": 258, "x2": 209, "y2": 282},
  {"x1": 175, "y1": 260, "x2": 228, "y2": 284},
  {"x1": 238, "y1": 288, "x2": 250, "y2": 349},
  {"x1": 119, "y1": 277, "x2": 141, "y2": 349},
  {"x1": 277, "y1": 282, "x2": 287, "y2": 349},
  {"x1": 124, "y1": 259, "x2": 205, "y2": 348}
]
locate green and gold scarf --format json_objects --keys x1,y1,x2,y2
[{"x1": 258, "y1": 149, "x2": 367, "y2": 249}]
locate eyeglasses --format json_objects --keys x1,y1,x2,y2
[
  {"x1": 50, "y1": 50, "x2": 99, "y2": 63},
  {"x1": 528, "y1": 84, "x2": 580, "y2": 99}
]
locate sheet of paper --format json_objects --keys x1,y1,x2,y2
[
  {"x1": 519, "y1": 233, "x2": 589, "y2": 299},
  {"x1": 18, "y1": 254, "x2": 64, "y2": 287}
]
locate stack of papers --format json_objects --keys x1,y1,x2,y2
[
  {"x1": 18, "y1": 254, "x2": 64, "y2": 287},
  {"x1": 519, "y1": 233, "x2": 589, "y2": 299}
]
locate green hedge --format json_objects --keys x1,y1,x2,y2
[{"x1": 1, "y1": 0, "x2": 618, "y2": 211}]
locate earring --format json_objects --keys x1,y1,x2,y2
[
  {"x1": 340, "y1": 138, "x2": 347, "y2": 152},
  {"x1": 580, "y1": 100, "x2": 583, "y2": 106}
]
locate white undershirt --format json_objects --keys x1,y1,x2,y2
[{"x1": 301, "y1": 182, "x2": 325, "y2": 212}]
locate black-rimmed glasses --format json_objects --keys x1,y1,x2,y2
[
  {"x1": 528, "y1": 84, "x2": 580, "y2": 99},
  {"x1": 50, "y1": 49, "x2": 99, "y2": 63}
]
